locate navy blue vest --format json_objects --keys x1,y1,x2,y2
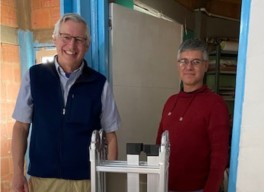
[{"x1": 28, "y1": 61, "x2": 106, "y2": 179}]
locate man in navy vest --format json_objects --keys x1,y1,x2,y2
[{"x1": 12, "y1": 13, "x2": 121, "y2": 192}]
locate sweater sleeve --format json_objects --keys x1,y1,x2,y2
[{"x1": 204, "y1": 100, "x2": 230, "y2": 192}]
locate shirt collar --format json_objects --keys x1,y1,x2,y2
[{"x1": 54, "y1": 57, "x2": 84, "y2": 78}]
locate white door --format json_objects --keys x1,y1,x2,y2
[{"x1": 108, "y1": 3, "x2": 183, "y2": 191}]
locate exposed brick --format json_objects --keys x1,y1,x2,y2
[
  {"x1": 0, "y1": 0, "x2": 16, "y2": 7},
  {"x1": 1, "y1": 63, "x2": 10, "y2": 81},
  {"x1": 6, "y1": 122, "x2": 15, "y2": 139},
  {"x1": 0, "y1": 0, "x2": 9, "y2": 6},
  {"x1": 1, "y1": 123, "x2": 12, "y2": 140},
  {"x1": 31, "y1": 0, "x2": 42, "y2": 10},
  {"x1": 9, "y1": 45, "x2": 19, "y2": 64},
  {"x1": 9, "y1": 0, "x2": 16, "y2": 8},
  {"x1": 32, "y1": 8, "x2": 50, "y2": 29},
  {"x1": 14, "y1": 65, "x2": 22, "y2": 83},
  {"x1": 49, "y1": 10, "x2": 60, "y2": 28},
  {"x1": 1, "y1": 158, "x2": 10, "y2": 176},
  {"x1": 52, "y1": 0, "x2": 60, "y2": 7},
  {"x1": 42, "y1": 0, "x2": 53, "y2": 8},
  {"x1": 31, "y1": 0, "x2": 60, "y2": 29},
  {"x1": 1, "y1": 82, "x2": 7, "y2": 102},
  {"x1": 7, "y1": 83, "x2": 19, "y2": 102},
  {"x1": 1, "y1": 103, "x2": 9, "y2": 121},
  {"x1": 50, "y1": 7, "x2": 60, "y2": 25},
  {"x1": 2, "y1": 44, "x2": 18, "y2": 63},
  {"x1": 1, "y1": 180, "x2": 12, "y2": 192},
  {"x1": 0, "y1": 2, "x2": 17, "y2": 27},
  {"x1": 1, "y1": 138, "x2": 11, "y2": 157}
]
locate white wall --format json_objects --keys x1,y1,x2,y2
[
  {"x1": 236, "y1": 0, "x2": 264, "y2": 191},
  {"x1": 110, "y1": 3, "x2": 182, "y2": 160}
]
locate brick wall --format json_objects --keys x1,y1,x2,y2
[
  {"x1": 0, "y1": 43, "x2": 20, "y2": 192},
  {"x1": 31, "y1": 0, "x2": 60, "y2": 29},
  {"x1": 0, "y1": 0, "x2": 60, "y2": 191},
  {"x1": 1, "y1": 0, "x2": 19, "y2": 191},
  {"x1": 0, "y1": 0, "x2": 18, "y2": 27}
]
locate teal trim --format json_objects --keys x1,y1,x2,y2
[
  {"x1": 228, "y1": 0, "x2": 251, "y2": 191},
  {"x1": 79, "y1": 1, "x2": 92, "y2": 67},
  {"x1": 18, "y1": 30, "x2": 34, "y2": 179},
  {"x1": 98, "y1": 0, "x2": 109, "y2": 78},
  {"x1": 18, "y1": 30, "x2": 35, "y2": 76},
  {"x1": 34, "y1": 43, "x2": 55, "y2": 49},
  {"x1": 90, "y1": 0, "x2": 99, "y2": 72},
  {"x1": 60, "y1": 0, "x2": 73, "y2": 15},
  {"x1": 73, "y1": 0, "x2": 80, "y2": 13},
  {"x1": 115, "y1": 0, "x2": 134, "y2": 9}
]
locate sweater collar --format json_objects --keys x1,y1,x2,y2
[{"x1": 179, "y1": 85, "x2": 208, "y2": 97}]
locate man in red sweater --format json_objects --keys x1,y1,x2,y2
[{"x1": 156, "y1": 39, "x2": 230, "y2": 192}]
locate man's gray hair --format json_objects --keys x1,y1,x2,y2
[
  {"x1": 53, "y1": 13, "x2": 91, "y2": 43},
  {"x1": 177, "y1": 39, "x2": 208, "y2": 60}
]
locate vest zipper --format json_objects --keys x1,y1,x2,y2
[{"x1": 59, "y1": 106, "x2": 66, "y2": 177}]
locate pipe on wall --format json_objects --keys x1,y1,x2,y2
[{"x1": 194, "y1": 8, "x2": 240, "y2": 22}]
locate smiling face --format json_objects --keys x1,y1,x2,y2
[
  {"x1": 177, "y1": 50, "x2": 209, "y2": 92},
  {"x1": 53, "y1": 20, "x2": 89, "y2": 72}
]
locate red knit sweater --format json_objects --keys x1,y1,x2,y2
[{"x1": 156, "y1": 86, "x2": 230, "y2": 192}]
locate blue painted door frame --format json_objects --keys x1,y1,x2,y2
[
  {"x1": 228, "y1": 0, "x2": 250, "y2": 191},
  {"x1": 17, "y1": 30, "x2": 34, "y2": 76}
]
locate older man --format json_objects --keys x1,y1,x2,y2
[{"x1": 12, "y1": 13, "x2": 120, "y2": 192}]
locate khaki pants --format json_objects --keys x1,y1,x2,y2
[{"x1": 28, "y1": 177, "x2": 91, "y2": 192}]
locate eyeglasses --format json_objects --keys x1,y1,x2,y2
[
  {"x1": 59, "y1": 32, "x2": 87, "y2": 45},
  {"x1": 177, "y1": 59, "x2": 205, "y2": 68}
]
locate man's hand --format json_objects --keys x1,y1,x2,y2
[{"x1": 12, "y1": 175, "x2": 29, "y2": 192}]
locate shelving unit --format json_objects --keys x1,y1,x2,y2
[
  {"x1": 205, "y1": 43, "x2": 237, "y2": 192},
  {"x1": 206, "y1": 44, "x2": 237, "y2": 123}
]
